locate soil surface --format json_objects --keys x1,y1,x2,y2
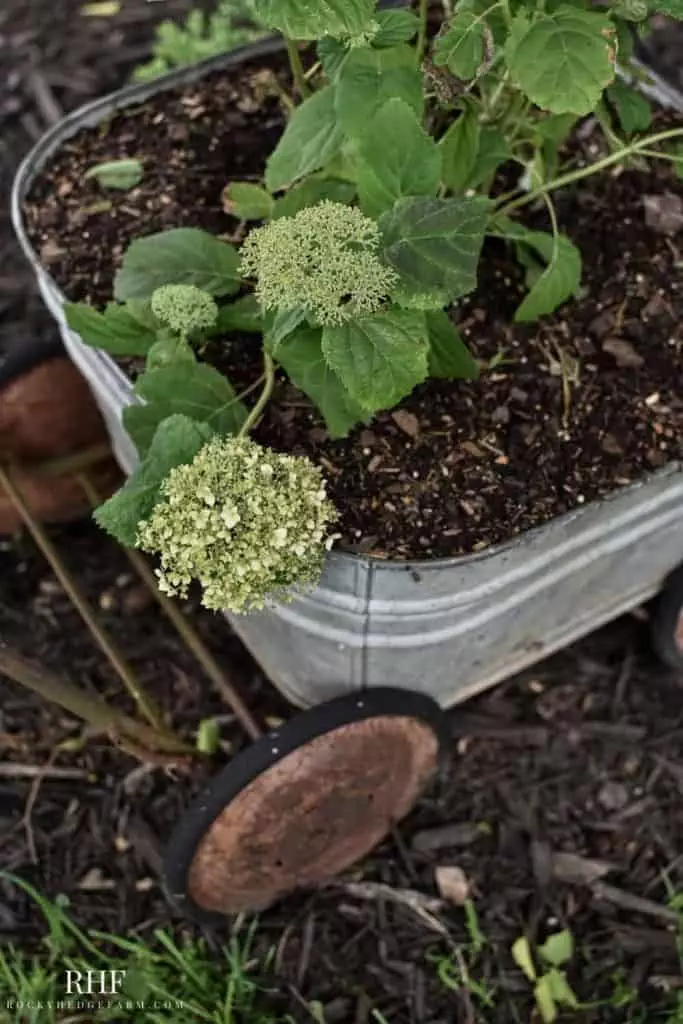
[{"x1": 23, "y1": 59, "x2": 683, "y2": 559}]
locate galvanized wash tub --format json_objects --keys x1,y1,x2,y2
[{"x1": 11, "y1": 44, "x2": 683, "y2": 708}]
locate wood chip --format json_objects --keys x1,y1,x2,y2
[
  {"x1": 78, "y1": 868, "x2": 115, "y2": 891},
  {"x1": 391, "y1": 410, "x2": 420, "y2": 438},
  {"x1": 412, "y1": 822, "x2": 483, "y2": 853},
  {"x1": 551, "y1": 850, "x2": 614, "y2": 886},
  {"x1": 435, "y1": 865, "x2": 470, "y2": 906},
  {"x1": 602, "y1": 337, "x2": 644, "y2": 369}
]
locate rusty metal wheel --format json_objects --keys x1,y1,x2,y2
[
  {"x1": 164, "y1": 688, "x2": 448, "y2": 923},
  {"x1": 651, "y1": 565, "x2": 683, "y2": 672}
]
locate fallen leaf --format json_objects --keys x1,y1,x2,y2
[
  {"x1": 602, "y1": 337, "x2": 644, "y2": 369},
  {"x1": 434, "y1": 865, "x2": 470, "y2": 906},
  {"x1": 643, "y1": 192, "x2": 683, "y2": 235},
  {"x1": 391, "y1": 410, "x2": 420, "y2": 438}
]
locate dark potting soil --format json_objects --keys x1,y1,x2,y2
[{"x1": 23, "y1": 57, "x2": 683, "y2": 560}]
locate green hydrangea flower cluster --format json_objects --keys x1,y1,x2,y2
[
  {"x1": 151, "y1": 283, "x2": 218, "y2": 337},
  {"x1": 239, "y1": 200, "x2": 398, "y2": 326},
  {"x1": 136, "y1": 436, "x2": 338, "y2": 612}
]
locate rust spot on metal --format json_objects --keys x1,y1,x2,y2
[{"x1": 188, "y1": 715, "x2": 439, "y2": 915}]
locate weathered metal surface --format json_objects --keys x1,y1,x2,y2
[
  {"x1": 12, "y1": 47, "x2": 683, "y2": 709},
  {"x1": 188, "y1": 714, "x2": 438, "y2": 914}
]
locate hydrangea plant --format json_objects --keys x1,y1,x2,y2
[{"x1": 66, "y1": 0, "x2": 683, "y2": 612}]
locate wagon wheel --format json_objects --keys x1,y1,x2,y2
[
  {"x1": 651, "y1": 565, "x2": 683, "y2": 672},
  {"x1": 164, "y1": 687, "x2": 448, "y2": 924}
]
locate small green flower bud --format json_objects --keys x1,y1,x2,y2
[
  {"x1": 151, "y1": 284, "x2": 218, "y2": 337},
  {"x1": 240, "y1": 200, "x2": 398, "y2": 326},
  {"x1": 136, "y1": 436, "x2": 339, "y2": 613}
]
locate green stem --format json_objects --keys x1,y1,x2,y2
[
  {"x1": 417, "y1": 0, "x2": 429, "y2": 64},
  {"x1": 285, "y1": 37, "x2": 310, "y2": 98},
  {"x1": 498, "y1": 126, "x2": 683, "y2": 216},
  {"x1": 239, "y1": 353, "x2": 276, "y2": 438}
]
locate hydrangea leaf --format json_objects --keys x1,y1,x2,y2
[
  {"x1": 214, "y1": 295, "x2": 264, "y2": 334},
  {"x1": 321, "y1": 308, "x2": 428, "y2": 411},
  {"x1": 380, "y1": 195, "x2": 490, "y2": 303},
  {"x1": 64, "y1": 301, "x2": 157, "y2": 356},
  {"x1": 273, "y1": 177, "x2": 356, "y2": 219},
  {"x1": 505, "y1": 6, "x2": 617, "y2": 115},
  {"x1": 606, "y1": 80, "x2": 651, "y2": 133},
  {"x1": 223, "y1": 182, "x2": 274, "y2": 220},
  {"x1": 433, "y1": 11, "x2": 486, "y2": 80},
  {"x1": 114, "y1": 228, "x2": 241, "y2": 301},
  {"x1": 95, "y1": 415, "x2": 214, "y2": 546},
  {"x1": 356, "y1": 98, "x2": 441, "y2": 217},
  {"x1": 463, "y1": 128, "x2": 510, "y2": 189},
  {"x1": 648, "y1": 0, "x2": 683, "y2": 16},
  {"x1": 252, "y1": 0, "x2": 376, "y2": 40},
  {"x1": 278, "y1": 326, "x2": 368, "y2": 437},
  {"x1": 335, "y1": 45, "x2": 423, "y2": 137},
  {"x1": 373, "y1": 8, "x2": 420, "y2": 46},
  {"x1": 426, "y1": 311, "x2": 480, "y2": 379},
  {"x1": 265, "y1": 87, "x2": 344, "y2": 192},
  {"x1": 440, "y1": 107, "x2": 480, "y2": 192},
  {"x1": 125, "y1": 363, "x2": 247, "y2": 457},
  {"x1": 494, "y1": 219, "x2": 582, "y2": 321}
]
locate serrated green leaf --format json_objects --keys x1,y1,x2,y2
[
  {"x1": 223, "y1": 182, "x2": 274, "y2": 220},
  {"x1": 273, "y1": 177, "x2": 356, "y2": 218},
  {"x1": 64, "y1": 302, "x2": 157, "y2": 356},
  {"x1": 505, "y1": 6, "x2": 616, "y2": 115},
  {"x1": 535, "y1": 113, "x2": 578, "y2": 146},
  {"x1": 335, "y1": 45, "x2": 423, "y2": 137},
  {"x1": 433, "y1": 11, "x2": 486, "y2": 79},
  {"x1": 463, "y1": 128, "x2": 510, "y2": 189},
  {"x1": 215, "y1": 295, "x2": 264, "y2": 334},
  {"x1": 538, "y1": 930, "x2": 574, "y2": 968},
  {"x1": 265, "y1": 308, "x2": 308, "y2": 353},
  {"x1": 440, "y1": 107, "x2": 480, "y2": 191},
  {"x1": 534, "y1": 976, "x2": 558, "y2": 1024},
  {"x1": 278, "y1": 326, "x2": 367, "y2": 437},
  {"x1": 322, "y1": 308, "x2": 428, "y2": 411},
  {"x1": 84, "y1": 158, "x2": 143, "y2": 190},
  {"x1": 252, "y1": 0, "x2": 376, "y2": 40},
  {"x1": 145, "y1": 333, "x2": 196, "y2": 371},
  {"x1": 515, "y1": 232, "x2": 581, "y2": 322},
  {"x1": 95, "y1": 415, "x2": 213, "y2": 545},
  {"x1": 114, "y1": 228, "x2": 241, "y2": 301},
  {"x1": 380, "y1": 195, "x2": 490, "y2": 303},
  {"x1": 373, "y1": 8, "x2": 420, "y2": 46},
  {"x1": 512, "y1": 936, "x2": 537, "y2": 982},
  {"x1": 426, "y1": 311, "x2": 479, "y2": 379},
  {"x1": 126, "y1": 362, "x2": 246, "y2": 457},
  {"x1": 317, "y1": 37, "x2": 349, "y2": 78},
  {"x1": 265, "y1": 87, "x2": 344, "y2": 192},
  {"x1": 356, "y1": 98, "x2": 441, "y2": 217},
  {"x1": 606, "y1": 80, "x2": 651, "y2": 133}
]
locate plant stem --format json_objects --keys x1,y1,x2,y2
[
  {"x1": 78, "y1": 474, "x2": 262, "y2": 742},
  {"x1": 285, "y1": 37, "x2": 310, "y2": 98},
  {"x1": 0, "y1": 463, "x2": 167, "y2": 735},
  {"x1": 0, "y1": 646, "x2": 191, "y2": 761},
  {"x1": 417, "y1": 0, "x2": 429, "y2": 64},
  {"x1": 239, "y1": 353, "x2": 276, "y2": 438},
  {"x1": 498, "y1": 126, "x2": 683, "y2": 216}
]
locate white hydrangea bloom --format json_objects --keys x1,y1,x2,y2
[
  {"x1": 136, "y1": 436, "x2": 338, "y2": 612},
  {"x1": 239, "y1": 200, "x2": 398, "y2": 326}
]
